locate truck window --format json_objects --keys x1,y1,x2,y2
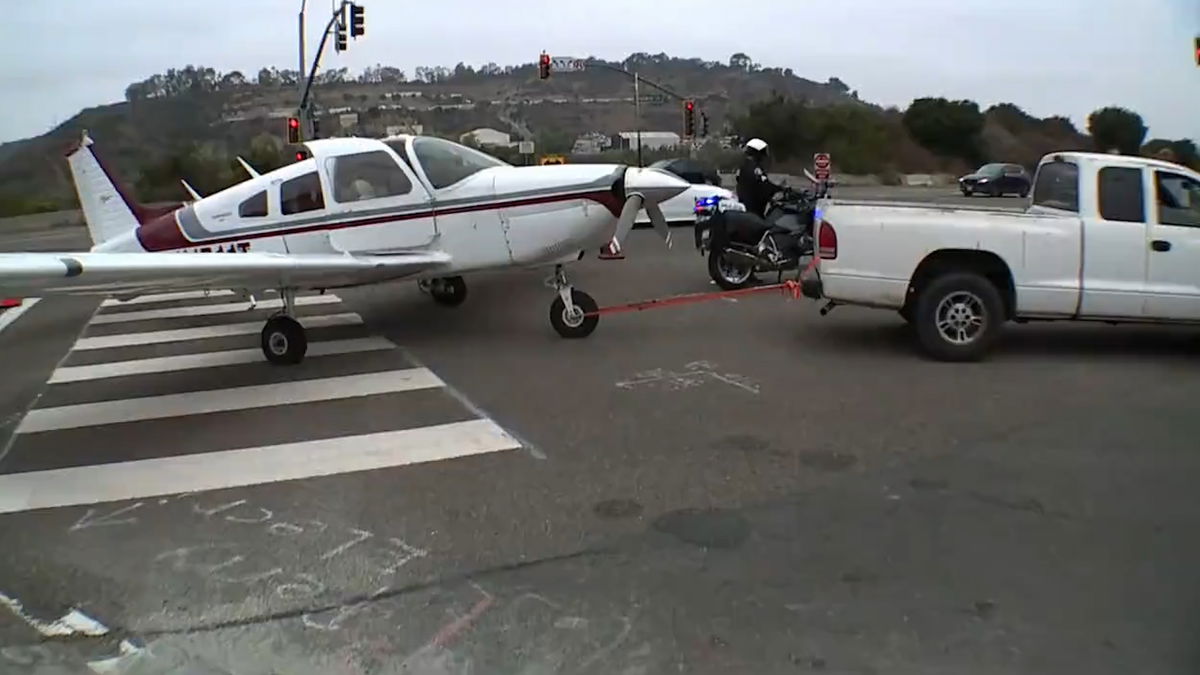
[
  {"x1": 1155, "y1": 172, "x2": 1200, "y2": 228},
  {"x1": 330, "y1": 151, "x2": 413, "y2": 204},
  {"x1": 280, "y1": 172, "x2": 325, "y2": 216},
  {"x1": 1097, "y1": 167, "x2": 1144, "y2": 223},
  {"x1": 1031, "y1": 160, "x2": 1078, "y2": 212}
]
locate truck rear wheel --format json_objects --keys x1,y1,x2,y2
[{"x1": 912, "y1": 272, "x2": 1004, "y2": 361}]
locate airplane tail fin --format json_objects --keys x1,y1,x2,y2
[{"x1": 65, "y1": 131, "x2": 180, "y2": 247}]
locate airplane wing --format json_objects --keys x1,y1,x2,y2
[{"x1": 0, "y1": 250, "x2": 452, "y2": 298}]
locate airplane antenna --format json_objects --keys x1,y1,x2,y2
[
  {"x1": 180, "y1": 179, "x2": 202, "y2": 201},
  {"x1": 236, "y1": 157, "x2": 261, "y2": 178}
]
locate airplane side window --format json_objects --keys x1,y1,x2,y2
[
  {"x1": 280, "y1": 172, "x2": 325, "y2": 215},
  {"x1": 238, "y1": 191, "x2": 268, "y2": 218},
  {"x1": 331, "y1": 151, "x2": 413, "y2": 203},
  {"x1": 412, "y1": 136, "x2": 508, "y2": 190}
]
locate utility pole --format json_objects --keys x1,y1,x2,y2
[{"x1": 633, "y1": 72, "x2": 642, "y2": 168}]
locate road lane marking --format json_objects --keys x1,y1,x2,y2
[
  {"x1": 17, "y1": 368, "x2": 441, "y2": 433},
  {"x1": 0, "y1": 298, "x2": 41, "y2": 335},
  {"x1": 73, "y1": 312, "x2": 362, "y2": 350},
  {"x1": 0, "y1": 419, "x2": 520, "y2": 513},
  {"x1": 100, "y1": 290, "x2": 235, "y2": 307},
  {"x1": 0, "y1": 591, "x2": 109, "y2": 637},
  {"x1": 49, "y1": 337, "x2": 396, "y2": 383},
  {"x1": 90, "y1": 294, "x2": 342, "y2": 324}
]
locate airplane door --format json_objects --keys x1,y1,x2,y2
[{"x1": 285, "y1": 150, "x2": 436, "y2": 255}]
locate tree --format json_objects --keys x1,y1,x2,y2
[
  {"x1": 257, "y1": 67, "x2": 277, "y2": 87},
  {"x1": 1087, "y1": 107, "x2": 1147, "y2": 155},
  {"x1": 902, "y1": 97, "x2": 985, "y2": 163},
  {"x1": 729, "y1": 53, "x2": 752, "y2": 71},
  {"x1": 1143, "y1": 138, "x2": 1199, "y2": 169}
]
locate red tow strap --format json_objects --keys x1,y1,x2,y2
[{"x1": 584, "y1": 257, "x2": 819, "y2": 318}]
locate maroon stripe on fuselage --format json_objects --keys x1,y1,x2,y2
[{"x1": 135, "y1": 188, "x2": 623, "y2": 252}]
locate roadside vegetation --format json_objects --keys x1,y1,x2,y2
[{"x1": 0, "y1": 54, "x2": 1193, "y2": 217}]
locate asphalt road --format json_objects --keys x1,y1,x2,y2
[{"x1": 1, "y1": 189, "x2": 1197, "y2": 674}]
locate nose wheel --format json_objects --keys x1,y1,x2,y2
[{"x1": 548, "y1": 265, "x2": 598, "y2": 338}]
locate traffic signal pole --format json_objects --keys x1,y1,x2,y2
[
  {"x1": 297, "y1": 0, "x2": 308, "y2": 138},
  {"x1": 298, "y1": 1, "x2": 350, "y2": 138}
]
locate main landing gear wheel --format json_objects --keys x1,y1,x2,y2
[
  {"x1": 550, "y1": 289, "x2": 598, "y2": 338},
  {"x1": 429, "y1": 276, "x2": 467, "y2": 307},
  {"x1": 261, "y1": 315, "x2": 307, "y2": 365}
]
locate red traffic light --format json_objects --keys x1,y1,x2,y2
[
  {"x1": 295, "y1": 151, "x2": 305, "y2": 162},
  {"x1": 288, "y1": 118, "x2": 299, "y2": 129},
  {"x1": 286, "y1": 116, "x2": 301, "y2": 143},
  {"x1": 538, "y1": 52, "x2": 551, "y2": 79},
  {"x1": 685, "y1": 100, "x2": 694, "y2": 111}
]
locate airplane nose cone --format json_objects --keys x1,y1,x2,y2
[{"x1": 624, "y1": 167, "x2": 689, "y2": 205}]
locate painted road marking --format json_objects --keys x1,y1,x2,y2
[
  {"x1": 0, "y1": 591, "x2": 109, "y2": 637},
  {"x1": 100, "y1": 290, "x2": 235, "y2": 307},
  {"x1": 17, "y1": 368, "x2": 443, "y2": 433},
  {"x1": 90, "y1": 294, "x2": 342, "y2": 324},
  {"x1": 49, "y1": 337, "x2": 396, "y2": 383},
  {"x1": 0, "y1": 419, "x2": 520, "y2": 513},
  {"x1": 0, "y1": 298, "x2": 41, "y2": 335},
  {"x1": 72, "y1": 312, "x2": 362, "y2": 350}
]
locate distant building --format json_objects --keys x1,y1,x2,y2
[
  {"x1": 572, "y1": 131, "x2": 612, "y2": 155},
  {"x1": 614, "y1": 131, "x2": 680, "y2": 151},
  {"x1": 460, "y1": 128, "x2": 512, "y2": 147}
]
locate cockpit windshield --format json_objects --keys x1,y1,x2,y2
[{"x1": 406, "y1": 136, "x2": 509, "y2": 190}]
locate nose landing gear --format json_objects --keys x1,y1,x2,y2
[{"x1": 548, "y1": 265, "x2": 598, "y2": 338}]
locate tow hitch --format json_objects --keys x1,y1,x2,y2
[{"x1": 819, "y1": 300, "x2": 838, "y2": 316}]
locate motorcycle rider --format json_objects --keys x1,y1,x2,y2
[{"x1": 736, "y1": 138, "x2": 783, "y2": 218}]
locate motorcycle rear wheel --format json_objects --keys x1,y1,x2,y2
[{"x1": 708, "y1": 247, "x2": 756, "y2": 290}]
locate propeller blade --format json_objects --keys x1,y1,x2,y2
[
  {"x1": 645, "y1": 201, "x2": 672, "y2": 247},
  {"x1": 612, "y1": 194, "x2": 644, "y2": 248}
]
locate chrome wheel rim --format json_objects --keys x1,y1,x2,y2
[
  {"x1": 268, "y1": 332, "x2": 289, "y2": 355},
  {"x1": 935, "y1": 292, "x2": 985, "y2": 345},
  {"x1": 718, "y1": 253, "x2": 752, "y2": 284},
  {"x1": 562, "y1": 305, "x2": 585, "y2": 328}
]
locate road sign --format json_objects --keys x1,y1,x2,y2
[
  {"x1": 813, "y1": 152, "x2": 832, "y2": 181},
  {"x1": 550, "y1": 56, "x2": 585, "y2": 73},
  {"x1": 338, "y1": 112, "x2": 359, "y2": 129},
  {"x1": 518, "y1": 140, "x2": 535, "y2": 155}
]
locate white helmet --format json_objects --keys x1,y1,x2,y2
[{"x1": 744, "y1": 138, "x2": 768, "y2": 153}]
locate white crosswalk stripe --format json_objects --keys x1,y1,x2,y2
[
  {"x1": 73, "y1": 312, "x2": 362, "y2": 350},
  {"x1": 1, "y1": 290, "x2": 526, "y2": 513},
  {"x1": 48, "y1": 337, "x2": 394, "y2": 383},
  {"x1": 90, "y1": 294, "x2": 341, "y2": 324}
]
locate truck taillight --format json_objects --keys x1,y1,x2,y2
[{"x1": 818, "y1": 221, "x2": 838, "y2": 259}]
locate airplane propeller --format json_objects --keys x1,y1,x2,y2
[{"x1": 604, "y1": 167, "x2": 686, "y2": 256}]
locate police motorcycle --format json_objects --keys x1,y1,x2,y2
[{"x1": 693, "y1": 169, "x2": 831, "y2": 290}]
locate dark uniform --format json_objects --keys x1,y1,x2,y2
[{"x1": 735, "y1": 155, "x2": 782, "y2": 218}]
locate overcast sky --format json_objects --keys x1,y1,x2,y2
[{"x1": 1, "y1": 0, "x2": 1196, "y2": 144}]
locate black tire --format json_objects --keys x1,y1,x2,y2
[
  {"x1": 550, "y1": 289, "x2": 599, "y2": 338},
  {"x1": 708, "y1": 247, "x2": 755, "y2": 290},
  {"x1": 430, "y1": 276, "x2": 467, "y2": 307},
  {"x1": 961, "y1": 188, "x2": 972, "y2": 197},
  {"x1": 261, "y1": 315, "x2": 307, "y2": 365},
  {"x1": 912, "y1": 273, "x2": 1004, "y2": 362}
]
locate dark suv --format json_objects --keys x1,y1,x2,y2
[{"x1": 959, "y1": 163, "x2": 1030, "y2": 197}]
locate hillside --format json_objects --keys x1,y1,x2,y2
[{"x1": 0, "y1": 51, "x2": 1181, "y2": 216}]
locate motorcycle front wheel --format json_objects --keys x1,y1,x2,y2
[{"x1": 708, "y1": 247, "x2": 756, "y2": 290}]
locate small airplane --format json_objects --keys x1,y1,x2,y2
[{"x1": 0, "y1": 132, "x2": 689, "y2": 364}]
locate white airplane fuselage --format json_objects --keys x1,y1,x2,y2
[{"x1": 91, "y1": 135, "x2": 677, "y2": 289}]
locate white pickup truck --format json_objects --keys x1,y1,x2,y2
[{"x1": 801, "y1": 151, "x2": 1200, "y2": 360}]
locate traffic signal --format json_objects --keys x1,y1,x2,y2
[
  {"x1": 1195, "y1": 36, "x2": 1199, "y2": 66},
  {"x1": 287, "y1": 116, "x2": 301, "y2": 144},
  {"x1": 538, "y1": 52, "x2": 551, "y2": 79},
  {"x1": 311, "y1": 117, "x2": 320, "y2": 139},
  {"x1": 335, "y1": 18, "x2": 347, "y2": 52},
  {"x1": 348, "y1": 3, "x2": 365, "y2": 37},
  {"x1": 700, "y1": 112, "x2": 709, "y2": 138},
  {"x1": 683, "y1": 100, "x2": 696, "y2": 137}
]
